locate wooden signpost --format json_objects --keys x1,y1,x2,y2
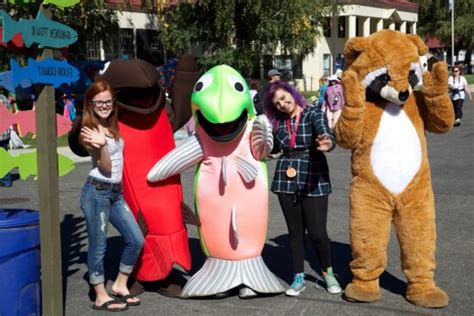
[{"x1": 2, "y1": 2, "x2": 80, "y2": 315}]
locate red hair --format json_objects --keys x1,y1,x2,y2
[{"x1": 81, "y1": 80, "x2": 120, "y2": 140}]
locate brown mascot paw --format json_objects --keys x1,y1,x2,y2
[
  {"x1": 343, "y1": 280, "x2": 382, "y2": 303},
  {"x1": 422, "y1": 61, "x2": 449, "y2": 97},
  {"x1": 342, "y1": 70, "x2": 366, "y2": 107},
  {"x1": 406, "y1": 284, "x2": 449, "y2": 308}
]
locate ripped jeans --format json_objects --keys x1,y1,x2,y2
[{"x1": 80, "y1": 181, "x2": 144, "y2": 285}]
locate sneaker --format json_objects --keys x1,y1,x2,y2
[
  {"x1": 323, "y1": 267, "x2": 342, "y2": 294},
  {"x1": 454, "y1": 119, "x2": 461, "y2": 127},
  {"x1": 285, "y1": 273, "x2": 306, "y2": 297}
]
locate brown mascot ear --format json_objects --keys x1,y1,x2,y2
[
  {"x1": 344, "y1": 37, "x2": 370, "y2": 67},
  {"x1": 406, "y1": 34, "x2": 428, "y2": 56}
]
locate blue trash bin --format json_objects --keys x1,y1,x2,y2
[{"x1": 0, "y1": 209, "x2": 41, "y2": 316}]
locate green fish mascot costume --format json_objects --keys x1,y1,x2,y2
[{"x1": 148, "y1": 65, "x2": 284, "y2": 298}]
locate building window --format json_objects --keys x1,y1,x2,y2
[
  {"x1": 323, "y1": 17, "x2": 331, "y2": 37},
  {"x1": 395, "y1": 22, "x2": 401, "y2": 31},
  {"x1": 120, "y1": 28, "x2": 134, "y2": 60},
  {"x1": 406, "y1": 22, "x2": 413, "y2": 34},
  {"x1": 370, "y1": 19, "x2": 379, "y2": 34},
  {"x1": 323, "y1": 54, "x2": 331, "y2": 76},
  {"x1": 356, "y1": 17, "x2": 361, "y2": 37},
  {"x1": 336, "y1": 53, "x2": 345, "y2": 70},
  {"x1": 103, "y1": 33, "x2": 119, "y2": 61},
  {"x1": 272, "y1": 55, "x2": 303, "y2": 80},
  {"x1": 136, "y1": 29, "x2": 165, "y2": 66},
  {"x1": 263, "y1": 55, "x2": 303, "y2": 80},
  {"x1": 86, "y1": 36, "x2": 101, "y2": 60},
  {"x1": 338, "y1": 16, "x2": 346, "y2": 38}
]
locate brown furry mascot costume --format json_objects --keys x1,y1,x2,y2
[{"x1": 335, "y1": 30, "x2": 453, "y2": 308}]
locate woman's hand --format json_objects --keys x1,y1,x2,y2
[
  {"x1": 80, "y1": 126, "x2": 106, "y2": 149},
  {"x1": 316, "y1": 134, "x2": 332, "y2": 152}
]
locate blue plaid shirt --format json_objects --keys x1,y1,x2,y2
[{"x1": 270, "y1": 105, "x2": 335, "y2": 197}]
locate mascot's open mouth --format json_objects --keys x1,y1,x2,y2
[
  {"x1": 115, "y1": 87, "x2": 160, "y2": 109},
  {"x1": 197, "y1": 110, "x2": 248, "y2": 142}
]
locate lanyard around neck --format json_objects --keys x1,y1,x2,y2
[{"x1": 285, "y1": 108, "x2": 302, "y2": 150}]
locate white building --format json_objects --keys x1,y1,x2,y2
[
  {"x1": 295, "y1": 0, "x2": 419, "y2": 91},
  {"x1": 85, "y1": 1, "x2": 166, "y2": 65},
  {"x1": 87, "y1": 1, "x2": 419, "y2": 92}
]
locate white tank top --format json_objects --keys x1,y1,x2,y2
[{"x1": 88, "y1": 136, "x2": 124, "y2": 183}]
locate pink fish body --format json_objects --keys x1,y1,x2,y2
[{"x1": 196, "y1": 122, "x2": 268, "y2": 260}]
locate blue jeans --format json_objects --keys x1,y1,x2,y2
[{"x1": 80, "y1": 181, "x2": 144, "y2": 285}]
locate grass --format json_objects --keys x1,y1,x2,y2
[
  {"x1": 464, "y1": 74, "x2": 474, "y2": 85},
  {"x1": 21, "y1": 133, "x2": 69, "y2": 149}
]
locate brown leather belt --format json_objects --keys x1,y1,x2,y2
[{"x1": 86, "y1": 176, "x2": 122, "y2": 192}]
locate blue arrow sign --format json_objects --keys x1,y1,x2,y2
[
  {"x1": 0, "y1": 9, "x2": 78, "y2": 48},
  {"x1": 10, "y1": 58, "x2": 80, "y2": 88}
]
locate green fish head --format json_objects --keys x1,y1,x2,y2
[{"x1": 191, "y1": 65, "x2": 255, "y2": 142}]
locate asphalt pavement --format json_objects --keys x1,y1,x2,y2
[{"x1": 1, "y1": 99, "x2": 473, "y2": 315}]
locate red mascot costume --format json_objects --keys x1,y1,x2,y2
[{"x1": 69, "y1": 56, "x2": 199, "y2": 297}]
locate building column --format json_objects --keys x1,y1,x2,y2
[
  {"x1": 400, "y1": 21, "x2": 406, "y2": 33},
  {"x1": 376, "y1": 18, "x2": 383, "y2": 31},
  {"x1": 99, "y1": 40, "x2": 105, "y2": 61},
  {"x1": 133, "y1": 28, "x2": 137, "y2": 59},
  {"x1": 389, "y1": 21, "x2": 395, "y2": 30},
  {"x1": 412, "y1": 22, "x2": 417, "y2": 34},
  {"x1": 362, "y1": 17, "x2": 370, "y2": 36},
  {"x1": 348, "y1": 15, "x2": 357, "y2": 38}
]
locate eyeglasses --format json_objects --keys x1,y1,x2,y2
[
  {"x1": 91, "y1": 99, "x2": 114, "y2": 107},
  {"x1": 453, "y1": 70, "x2": 460, "y2": 73}
]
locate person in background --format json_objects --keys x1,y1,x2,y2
[
  {"x1": 268, "y1": 68, "x2": 282, "y2": 83},
  {"x1": 79, "y1": 80, "x2": 144, "y2": 312},
  {"x1": 0, "y1": 127, "x2": 13, "y2": 187},
  {"x1": 323, "y1": 74, "x2": 345, "y2": 129},
  {"x1": 263, "y1": 80, "x2": 342, "y2": 297},
  {"x1": 317, "y1": 76, "x2": 329, "y2": 109},
  {"x1": 254, "y1": 69, "x2": 282, "y2": 115},
  {"x1": 448, "y1": 65, "x2": 472, "y2": 127},
  {"x1": 249, "y1": 79, "x2": 261, "y2": 114}
]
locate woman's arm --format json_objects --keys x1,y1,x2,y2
[
  {"x1": 463, "y1": 77, "x2": 472, "y2": 100},
  {"x1": 311, "y1": 107, "x2": 335, "y2": 152},
  {"x1": 80, "y1": 126, "x2": 112, "y2": 174}
]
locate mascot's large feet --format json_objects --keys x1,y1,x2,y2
[
  {"x1": 129, "y1": 274, "x2": 184, "y2": 298},
  {"x1": 406, "y1": 283, "x2": 449, "y2": 308},
  {"x1": 128, "y1": 279, "x2": 145, "y2": 296},
  {"x1": 343, "y1": 279, "x2": 381, "y2": 303},
  {"x1": 154, "y1": 274, "x2": 185, "y2": 298}
]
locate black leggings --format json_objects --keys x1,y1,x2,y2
[
  {"x1": 452, "y1": 98, "x2": 464, "y2": 120},
  {"x1": 277, "y1": 193, "x2": 331, "y2": 273}
]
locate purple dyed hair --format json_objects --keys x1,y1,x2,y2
[{"x1": 262, "y1": 80, "x2": 308, "y2": 131}]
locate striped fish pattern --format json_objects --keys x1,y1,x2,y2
[{"x1": 181, "y1": 256, "x2": 284, "y2": 298}]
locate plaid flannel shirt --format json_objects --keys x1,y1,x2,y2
[{"x1": 270, "y1": 105, "x2": 335, "y2": 197}]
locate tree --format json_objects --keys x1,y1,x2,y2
[
  {"x1": 154, "y1": 0, "x2": 332, "y2": 77},
  {"x1": 415, "y1": 0, "x2": 473, "y2": 70}
]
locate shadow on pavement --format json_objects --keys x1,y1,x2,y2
[
  {"x1": 60, "y1": 214, "x2": 88, "y2": 302},
  {"x1": 268, "y1": 236, "x2": 407, "y2": 297}
]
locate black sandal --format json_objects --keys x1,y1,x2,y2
[
  {"x1": 111, "y1": 293, "x2": 141, "y2": 306},
  {"x1": 92, "y1": 299, "x2": 128, "y2": 312}
]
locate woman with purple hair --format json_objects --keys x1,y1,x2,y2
[{"x1": 263, "y1": 80, "x2": 342, "y2": 297}]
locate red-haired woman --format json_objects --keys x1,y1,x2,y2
[{"x1": 79, "y1": 80, "x2": 144, "y2": 312}]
